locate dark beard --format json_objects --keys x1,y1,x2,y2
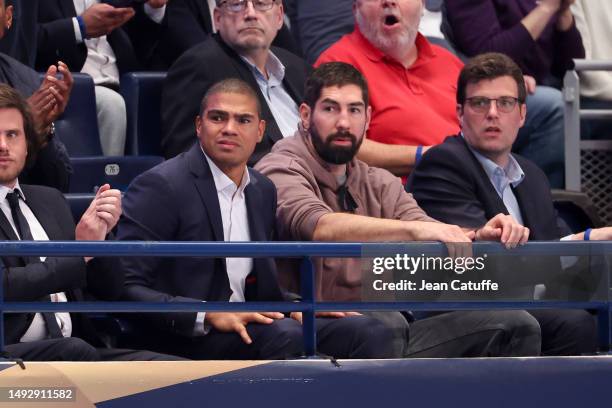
[{"x1": 310, "y1": 126, "x2": 362, "y2": 165}]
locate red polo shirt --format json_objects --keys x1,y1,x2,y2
[{"x1": 316, "y1": 27, "x2": 463, "y2": 148}]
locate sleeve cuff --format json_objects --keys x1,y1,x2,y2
[
  {"x1": 144, "y1": 3, "x2": 166, "y2": 24},
  {"x1": 72, "y1": 17, "x2": 84, "y2": 43},
  {"x1": 192, "y1": 303, "x2": 210, "y2": 336}
]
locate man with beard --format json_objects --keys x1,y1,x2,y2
[
  {"x1": 256, "y1": 62, "x2": 543, "y2": 358},
  {"x1": 118, "y1": 78, "x2": 395, "y2": 360},
  {"x1": 315, "y1": 0, "x2": 567, "y2": 189}
]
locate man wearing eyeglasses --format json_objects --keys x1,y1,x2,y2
[
  {"x1": 408, "y1": 53, "x2": 600, "y2": 356},
  {"x1": 316, "y1": 0, "x2": 567, "y2": 190},
  {"x1": 161, "y1": 0, "x2": 309, "y2": 164}
]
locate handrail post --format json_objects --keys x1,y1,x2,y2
[
  {"x1": 563, "y1": 69, "x2": 582, "y2": 191},
  {"x1": 300, "y1": 256, "x2": 317, "y2": 357}
]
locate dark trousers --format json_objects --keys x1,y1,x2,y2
[
  {"x1": 145, "y1": 315, "x2": 395, "y2": 360},
  {"x1": 528, "y1": 309, "x2": 597, "y2": 355},
  {"x1": 406, "y1": 310, "x2": 542, "y2": 357},
  {"x1": 4, "y1": 337, "x2": 185, "y2": 361}
]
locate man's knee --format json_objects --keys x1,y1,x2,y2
[
  {"x1": 58, "y1": 337, "x2": 99, "y2": 361},
  {"x1": 255, "y1": 318, "x2": 303, "y2": 359},
  {"x1": 333, "y1": 315, "x2": 399, "y2": 359},
  {"x1": 494, "y1": 310, "x2": 542, "y2": 356}
]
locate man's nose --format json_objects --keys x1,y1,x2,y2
[
  {"x1": 222, "y1": 118, "x2": 239, "y2": 134},
  {"x1": 486, "y1": 100, "x2": 500, "y2": 118}
]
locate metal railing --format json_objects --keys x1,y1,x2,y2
[
  {"x1": 563, "y1": 59, "x2": 612, "y2": 191},
  {"x1": 1, "y1": 241, "x2": 611, "y2": 357}
]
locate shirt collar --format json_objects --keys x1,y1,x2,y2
[
  {"x1": 201, "y1": 146, "x2": 250, "y2": 194},
  {"x1": 240, "y1": 50, "x2": 286, "y2": 86},
  {"x1": 464, "y1": 135, "x2": 525, "y2": 195},
  {"x1": 0, "y1": 180, "x2": 25, "y2": 202},
  {"x1": 353, "y1": 25, "x2": 436, "y2": 67}
]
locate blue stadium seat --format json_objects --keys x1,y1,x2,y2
[
  {"x1": 121, "y1": 72, "x2": 167, "y2": 156},
  {"x1": 64, "y1": 193, "x2": 95, "y2": 223},
  {"x1": 52, "y1": 73, "x2": 104, "y2": 156},
  {"x1": 69, "y1": 156, "x2": 164, "y2": 193}
]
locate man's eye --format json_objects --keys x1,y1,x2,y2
[
  {"x1": 322, "y1": 106, "x2": 335, "y2": 112},
  {"x1": 210, "y1": 115, "x2": 224, "y2": 122},
  {"x1": 350, "y1": 107, "x2": 362, "y2": 114},
  {"x1": 239, "y1": 117, "x2": 252, "y2": 124}
]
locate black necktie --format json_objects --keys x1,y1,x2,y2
[
  {"x1": 6, "y1": 191, "x2": 33, "y2": 240},
  {"x1": 6, "y1": 190, "x2": 63, "y2": 339}
]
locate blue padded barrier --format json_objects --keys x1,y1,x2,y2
[{"x1": 0, "y1": 241, "x2": 610, "y2": 356}]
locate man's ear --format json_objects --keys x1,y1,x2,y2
[
  {"x1": 257, "y1": 119, "x2": 266, "y2": 143},
  {"x1": 195, "y1": 115, "x2": 202, "y2": 138},
  {"x1": 6, "y1": 5, "x2": 13, "y2": 29},
  {"x1": 456, "y1": 104, "x2": 464, "y2": 127},
  {"x1": 276, "y1": 2, "x2": 285, "y2": 30},
  {"x1": 518, "y1": 103, "x2": 527, "y2": 128},
  {"x1": 299, "y1": 103, "x2": 311, "y2": 129}
]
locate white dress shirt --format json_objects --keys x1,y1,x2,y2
[
  {"x1": 0, "y1": 182, "x2": 72, "y2": 341},
  {"x1": 193, "y1": 148, "x2": 253, "y2": 335},
  {"x1": 240, "y1": 51, "x2": 300, "y2": 138},
  {"x1": 71, "y1": 0, "x2": 166, "y2": 85}
]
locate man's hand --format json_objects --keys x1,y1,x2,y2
[
  {"x1": 205, "y1": 312, "x2": 285, "y2": 344},
  {"x1": 474, "y1": 213, "x2": 529, "y2": 249},
  {"x1": 81, "y1": 3, "x2": 135, "y2": 38},
  {"x1": 408, "y1": 221, "x2": 473, "y2": 258},
  {"x1": 290, "y1": 311, "x2": 362, "y2": 324},
  {"x1": 27, "y1": 87, "x2": 56, "y2": 140},
  {"x1": 523, "y1": 75, "x2": 537, "y2": 95},
  {"x1": 40, "y1": 61, "x2": 73, "y2": 120},
  {"x1": 583, "y1": 227, "x2": 612, "y2": 241},
  {"x1": 146, "y1": 0, "x2": 168, "y2": 8},
  {"x1": 75, "y1": 184, "x2": 122, "y2": 243}
]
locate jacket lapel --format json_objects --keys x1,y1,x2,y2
[
  {"x1": 21, "y1": 186, "x2": 65, "y2": 240},
  {"x1": 458, "y1": 136, "x2": 511, "y2": 217},
  {"x1": 187, "y1": 144, "x2": 224, "y2": 241}
]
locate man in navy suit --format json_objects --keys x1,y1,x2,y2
[
  {"x1": 408, "y1": 52, "x2": 601, "y2": 355},
  {"x1": 118, "y1": 78, "x2": 394, "y2": 360}
]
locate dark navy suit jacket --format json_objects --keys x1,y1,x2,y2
[
  {"x1": 408, "y1": 134, "x2": 565, "y2": 240},
  {"x1": 118, "y1": 144, "x2": 284, "y2": 337},
  {"x1": 2, "y1": 184, "x2": 121, "y2": 345}
]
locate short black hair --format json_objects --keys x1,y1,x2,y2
[
  {"x1": 303, "y1": 62, "x2": 369, "y2": 109},
  {"x1": 457, "y1": 52, "x2": 526, "y2": 105},
  {"x1": 199, "y1": 78, "x2": 262, "y2": 117}
]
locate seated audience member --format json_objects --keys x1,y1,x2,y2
[
  {"x1": 0, "y1": 0, "x2": 72, "y2": 191},
  {"x1": 0, "y1": 0, "x2": 38, "y2": 66},
  {"x1": 118, "y1": 78, "x2": 394, "y2": 360},
  {"x1": 444, "y1": 0, "x2": 586, "y2": 187},
  {"x1": 316, "y1": 0, "x2": 567, "y2": 188},
  {"x1": 161, "y1": 0, "x2": 308, "y2": 164},
  {"x1": 408, "y1": 53, "x2": 599, "y2": 355},
  {"x1": 151, "y1": 0, "x2": 299, "y2": 69},
  {"x1": 571, "y1": 0, "x2": 612, "y2": 139},
  {"x1": 256, "y1": 62, "x2": 543, "y2": 358},
  {"x1": 0, "y1": 84, "x2": 178, "y2": 361},
  {"x1": 36, "y1": 0, "x2": 168, "y2": 156}
]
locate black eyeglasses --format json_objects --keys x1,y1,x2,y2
[
  {"x1": 465, "y1": 96, "x2": 520, "y2": 114},
  {"x1": 218, "y1": 0, "x2": 277, "y2": 12}
]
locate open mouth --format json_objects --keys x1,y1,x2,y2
[
  {"x1": 485, "y1": 127, "x2": 501, "y2": 133},
  {"x1": 384, "y1": 15, "x2": 400, "y2": 26}
]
